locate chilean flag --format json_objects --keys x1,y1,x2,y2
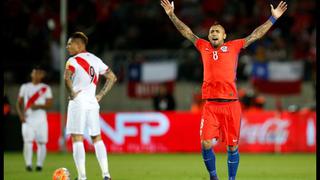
[
  {"x1": 129, "y1": 62, "x2": 177, "y2": 83},
  {"x1": 251, "y1": 61, "x2": 304, "y2": 95}
]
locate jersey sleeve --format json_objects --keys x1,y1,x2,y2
[
  {"x1": 194, "y1": 38, "x2": 208, "y2": 51},
  {"x1": 18, "y1": 84, "x2": 25, "y2": 98},
  {"x1": 45, "y1": 86, "x2": 53, "y2": 99},
  {"x1": 98, "y1": 59, "x2": 109, "y2": 75},
  {"x1": 231, "y1": 39, "x2": 246, "y2": 52},
  {"x1": 65, "y1": 58, "x2": 76, "y2": 73}
]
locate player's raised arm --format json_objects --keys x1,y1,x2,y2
[
  {"x1": 243, "y1": 1, "x2": 287, "y2": 48},
  {"x1": 96, "y1": 68, "x2": 117, "y2": 102},
  {"x1": 160, "y1": 0, "x2": 198, "y2": 44}
]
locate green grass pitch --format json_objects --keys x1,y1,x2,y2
[{"x1": 4, "y1": 152, "x2": 316, "y2": 180}]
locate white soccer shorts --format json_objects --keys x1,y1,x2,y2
[
  {"x1": 66, "y1": 101, "x2": 101, "y2": 136},
  {"x1": 22, "y1": 116, "x2": 48, "y2": 143}
]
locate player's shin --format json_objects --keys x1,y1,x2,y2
[
  {"x1": 23, "y1": 142, "x2": 33, "y2": 167},
  {"x1": 72, "y1": 141, "x2": 87, "y2": 179},
  {"x1": 227, "y1": 147, "x2": 240, "y2": 180},
  {"x1": 201, "y1": 146, "x2": 218, "y2": 178},
  {"x1": 94, "y1": 140, "x2": 111, "y2": 178},
  {"x1": 36, "y1": 143, "x2": 46, "y2": 168}
]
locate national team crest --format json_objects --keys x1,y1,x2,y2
[{"x1": 221, "y1": 46, "x2": 228, "y2": 52}]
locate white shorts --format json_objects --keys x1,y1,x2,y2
[
  {"x1": 22, "y1": 116, "x2": 48, "y2": 143},
  {"x1": 66, "y1": 101, "x2": 101, "y2": 136}
]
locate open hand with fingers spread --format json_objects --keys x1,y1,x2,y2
[
  {"x1": 271, "y1": 1, "x2": 288, "y2": 19},
  {"x1": 161, "y1": 0, "x2": 174, "y2": 16}
]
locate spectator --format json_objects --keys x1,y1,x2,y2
[
  {"x1": 190, "y1": 91, "x2": 204, "y2": 113},
  {"x1": 152, "y1": 84, "x2": 176, "y2": 111},
  {"x1": 4, "y1": 94, "x2": 11, "y2": 117},
  {"x1": 3, "y1": 0, "x2": 316, "y2": 84}
]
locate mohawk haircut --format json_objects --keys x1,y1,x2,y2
[
  {"x1": 212, "y1": 21, "x2": 222, "y2": 26},
  {"x1": 210, "y1": 21, "x2": 226, "y2": 33},
  {"x1": 70, "y1": 32, "x2": 88, "y2": 45}
]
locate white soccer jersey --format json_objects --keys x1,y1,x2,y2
[
  {"x1": 66, "y1": 52, "x2": 109, "y2": 109},
  {"x1": 18, "y1": 82, "x2": 53, "y2": 120}
]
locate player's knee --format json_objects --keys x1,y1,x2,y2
[
  {"x1": 71, "y1": 134, "x2": 83, "y2": 142},
  {"x1": 227, "y1": 145, "x2": 238, "y2": 152},
  {"x1": 201, "y1": 140, "x2": 213, "y2": 149},
  {"x1": 37, "y1": 142, "x2": 46, "y2": 145},
  {"x1": 91, "y1": 135, "x2": 101, "y2": 143}
]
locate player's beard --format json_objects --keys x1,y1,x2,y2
[{"x1": 211, "y1": 40, "x2": 221, "y2": 48}]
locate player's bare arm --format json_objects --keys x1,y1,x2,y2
[
  {"x1": 64, "y1": 69, "x2": 81, "y2": 100},
  {"x1": 16, "y1": 97, "x2": 26, "y2": 123},
  {"x1": 30, "y1": 98, "x2": 53, "y2": 110},
  {"x1": 244, "y1": 1, "x2": 287, "y2": 48},
  {"x1": 161, "y1": 0, "x2": 198, "y2": 43},
  {"x1": 96, "y1": 69, "x2": 117, "y2": 102}
]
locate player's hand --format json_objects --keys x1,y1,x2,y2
[
  {"x1": 270, "y1": 1, "x2": 287, "y2": 19},
  {"x1": 19, "y1": 115, "x2": 26, "y2": 123},
  {"x1": 31, "y1": 105, "x2": 40, "y2": 110},
  {"x1": 96, "y1": 94, "x2": 103, "y2": 102},
  {"x1": 69, "y1": 90, "x2": 81, "y2": 100},
  {"x1": 161, "y1": 0, "x2": 174, "y2": 16}
]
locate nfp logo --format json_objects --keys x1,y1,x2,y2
[{"x1": 100, "y1": 112, "x2": 170, "y2": 145}]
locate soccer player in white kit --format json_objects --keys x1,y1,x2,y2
[
  {"x1": 16, "y1": 66, "x2": 53, "y2": 172},
  {"x1": 64, "y1": 32, "x2": 117, "y2": 180}
]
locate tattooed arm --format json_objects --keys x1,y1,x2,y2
[
  {"x1": 96, "y1": 69, "x2": 117, "y2": 102},
  {"x1": 244, "y1": 21, "x2": 273, "y2": 48},
  {"x1": 160, "y1": 0, "x2": 198, "y2": 43},
  {"x1": 244, "y1": 1, "x2": 287, "y2": 48},
  {"x1": 64, "y1": 69, "x2": 81, "y2": 100}
]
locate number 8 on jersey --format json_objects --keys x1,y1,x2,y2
[{"x1": 213, "y1": 51, "x2": 218, "y2": 60}]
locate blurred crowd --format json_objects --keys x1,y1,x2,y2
[{"x1": 3, "y1": 0, "x2": 316, "y2": 84}]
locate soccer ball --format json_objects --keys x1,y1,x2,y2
[{"x1": 52, "y1": 167, "x2": 71, "y2": 180}]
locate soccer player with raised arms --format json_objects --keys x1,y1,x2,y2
[
  {"x1": 160, "y1": 0, "x2": 287, "y2": 179},
  {"x1": 64, "y1": 32, "x2": 117, "y2": 180}
]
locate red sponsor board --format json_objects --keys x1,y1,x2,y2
[
  {"x1": 127, "y1": 81, "x2": 175, "y2": 98},
  {"x1": 47, "y1": 111, "x2": 316, "y2": 153},
  {"x1": 252, "y1": 79, "x2": 302, "y2": 95}
]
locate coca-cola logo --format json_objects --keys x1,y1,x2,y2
[{"x1": 240, "y1": 117, "x2": 290, "y2": 144}]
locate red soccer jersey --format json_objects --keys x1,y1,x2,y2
[{"x1": 195, "y1": 38, "x2": 245, "y2": 99}]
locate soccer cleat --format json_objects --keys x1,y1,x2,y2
[
  {"x1": 210, "y1": 176, "x2": 219, "y2": 180},
  {"x1": 36, "y1": 166, "x2": 42, "y2": 171},
  {"x1": 26, "y1": 166, "x2": 33, "y2": 172},
  {"x1": 103, "y1": 177, "x2": 111, "y2": 180}
]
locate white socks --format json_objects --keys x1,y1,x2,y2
[
  {"x1": 36, "y1": 143, "x2": 46, "y2": 167},
  {"x1": 23, "y1": 142, "x2": 33, "y2": 167},
  {"x1": 94, "y1": 140, "x2": 110, "y2": 178},
  {"x1": 72, "y1": 140, "x2": 110, "y2": 179},
  {"x1": 73, "y1": 141, "x2": 87, "y2": 180}
]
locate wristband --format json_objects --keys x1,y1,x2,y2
[{"x1": 269, "y1": 16, "x2": 277, "y2": 25}]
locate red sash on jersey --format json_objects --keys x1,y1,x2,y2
[
  {"x1": 25, "y1": 87, "x2": 47, "y2": 111},
  {"x1": 75, "y1": 56, "x2": 98, "y2": 85}
]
